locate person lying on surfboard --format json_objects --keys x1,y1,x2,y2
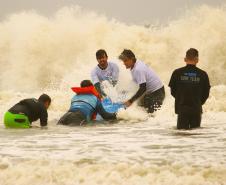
[{"x1": 57, "y1": 80, "x2": 117, "y2": 126}]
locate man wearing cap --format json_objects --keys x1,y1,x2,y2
[
  {"x1": 119, "y1": 49, "x2": 165, "y2": 113},
  {"x1": 91, "y1": 49, "x2": 119, "y2": 98},
  {"x1": 169, "y1": 48, "x2": 210, "y2": 129}
]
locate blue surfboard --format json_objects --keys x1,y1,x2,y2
[
  {"x1": 95, "y1": 98, "x2": 124, "y2": 121},
  {"x1": 101, "y1": 98, "x2": 124, "y2": 113}
]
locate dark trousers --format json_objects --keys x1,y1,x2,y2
[
  {"x1": 141, "y1": 86, "x2": 165, "y2": 113},
  {"x1": 58, "y1": 110, "x2": 86, "y2": 126},
  {"x1": 177, "y1": 113, "x2": 201, "y2": 129}
]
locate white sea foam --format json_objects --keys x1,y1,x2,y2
[{"x1": 0, "y1": 4, "x2": 226, "y2": 185}]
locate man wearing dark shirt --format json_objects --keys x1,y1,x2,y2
[
  {"x1": 169, "y1": 48, "x2": 210, "y2": 129},
  {"x1": 4, "y1": 94, "x2": 51, "y2": 128}
]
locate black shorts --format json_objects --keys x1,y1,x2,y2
[
  {"x1": 58, "y1": 110, "x2": 86, "y2": 126},
  {"x1": 177, "y1": 113, "x2": 201, "y2": 129},
  {"x1": 140, "y1": 86, "x2": 165, "y2": 113}
]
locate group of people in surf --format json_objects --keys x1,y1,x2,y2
[{"x1": 3, "y1": 48, "x2": 210, "y2": 130}]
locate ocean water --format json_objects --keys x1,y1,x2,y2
[{"x1": 0, "y1": 5, "x2": 226, "y2": 185}]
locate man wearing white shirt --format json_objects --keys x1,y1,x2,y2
[
  {"x1": 119, "y1": 49, "x2": 165, "y2": 113},
  {"x1": 91, "y1": 49, "x2": 119, "y2": 97}
]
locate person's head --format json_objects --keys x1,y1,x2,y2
[
  {"x1": 96, "y1": 49, "x2": 108, "y2": 69},
  {"x1": 184, "y1": 48, "x2": 199, "y2": 65},
  {"x1": 119, "y1": 49, "x2": 137, "y2": 69},
  {"x1": 80, "y1": 80, "x2": 93, "y2": 87},
  {"x1": 38, "y1": 94, "x2": 51, "y2": 109}
]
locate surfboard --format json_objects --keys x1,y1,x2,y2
[{"x1": 95, "y1": 98, "x2": 124, "y2": 120}]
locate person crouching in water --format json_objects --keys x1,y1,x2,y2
[
  {"x1": 4, "y1": 94, "x2": 51, "y2": 128},
  {"x1": 58, "y1": 80, "x2": 117, "y2": 126}
]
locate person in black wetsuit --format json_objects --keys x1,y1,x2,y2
[
  {"x1": 169, "y1": 48, "x2": 211, "y2": 129},
  {"x1": 4, "y1": 94, "x2": 51, "y2": 128}
]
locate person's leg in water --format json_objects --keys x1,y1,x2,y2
[
  {"x1": 189, "y1": 113, "x2": 201, "y2": 129},
  {"x1": 58, "y1": 111, "x2": 86, "y2": 126},
  {"x1": 177, "y1": 113, "x2": 190, "y2": 129},
  {"x1": 177, "y1": 113, "x2": 201, "y2": 129},
  {"x1": 143, "y1": 87, "x2": 165, "y2": 113}
]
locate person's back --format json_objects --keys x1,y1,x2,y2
[
  {"x1": 170, "y1": 65, "x2": 209, "y2": 114},
  {"x1": 70, "y1": 94, "x2": 98, "y2": 121},
  {"x1": 169, "y1": 48, "x2": 210, "y2": 129},
  {"x1": 4, "y1": 94, "x2": 51, "y2": 128}
]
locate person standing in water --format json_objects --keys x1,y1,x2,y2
[
  {"x1": 119, "y1": 49, "x2": 165, "y2": 113},
  {"x1": 169, "y1": 48, "x2": 210, "y2": 129},
  {"x1": 91, "y1": 49, "x2": 119, "y2": 98},
  {"x1": 4, "y1": 94, "x2": 51, "y2": 128}
]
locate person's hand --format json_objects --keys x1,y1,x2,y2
[{"x1": 123, "y1": 100, "x2": 132, "y2": 108}]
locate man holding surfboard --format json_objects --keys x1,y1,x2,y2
[{"x1": 119, "y1": 49, "x2": 165, "y2": 113}]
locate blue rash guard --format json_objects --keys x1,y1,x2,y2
[{"x1": 70, "y1": 94, "x2": 116, "y2": 122}]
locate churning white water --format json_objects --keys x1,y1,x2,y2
[{"x1": 0, "y1": 5, "x2": 226, "y2": 185}]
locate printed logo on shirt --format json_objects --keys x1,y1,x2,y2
[
  {"x1": 180, "y1": 72, "x2": 200, "y2": 83},
  {"x1": 98, "y1": 70, "x2": 113, "y2": 81},
  {"x1": 106, "y1": 72, "x2": 113, "y2": 80}
]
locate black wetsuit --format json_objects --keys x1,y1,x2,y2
[
  {"x1": 169, "y1": 64, "x2": 210, "y2": 129},
  {"x1": 8, "y1": 98, "x2": 48, "y2": 126}
]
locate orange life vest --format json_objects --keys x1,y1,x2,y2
[{"x1": 71, "y1": 86, "x2": 101, "y2": 120}]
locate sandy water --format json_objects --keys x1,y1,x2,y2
[
  {"x1": 0, "y1": 111, "x2": 225, "y2": 185},
  {"x1": 0, "y1": 4, "x2": 226, "y2": 185}
]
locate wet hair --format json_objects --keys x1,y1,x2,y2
[
  {"x1": 119, "y1": 49, "x2": 136, "y2": 62},
  {"x1": 96, "y1": 49, "x2": 108, "y2": 59},
  {"x1": 186, "y1": 48, "x2": 199, "y2": 60},
  {"x1": 38, "y1": 94, "x2": 51, "y2": 104},
  {"x1": 80, "y1": 80, "x2": 93, "y2": 87}
]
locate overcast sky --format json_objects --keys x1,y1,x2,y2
[{"x1": 0, "y1": 0, "x2": 225, "y2": 24}]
